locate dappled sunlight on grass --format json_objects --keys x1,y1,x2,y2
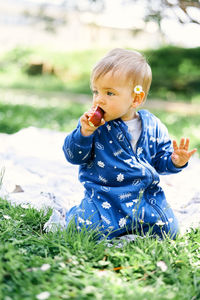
[
  {"x1": 0, "y1": 46, "x2": 200, "y2": 101},
  {"x1": 0, "y1": 100, "x2": 88, "y2": 133},
  {"x1": 0, "y1": 88, "x2": 199, "y2": 152},
  {"x1": 0, "y1": 197, "x2": 200, "y2": 299}
]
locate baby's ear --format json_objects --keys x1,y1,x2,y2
[{"x1": 132, "y1": 91, "x2": 145, "y2": 107}]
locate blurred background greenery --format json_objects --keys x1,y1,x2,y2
[
  {"x1": 0, "y1": 46, "x2": 200, "y2": 100},
  {"x1": 0, "y1": 0, "x2": 200, "y2": 152}
]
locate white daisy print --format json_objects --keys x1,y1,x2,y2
[
  {"x1": 117, "y1": 173, "x2": 124, "y2": 182},
  {"x1": 86, "y1": 220, "x2": 92, "y2": 225},
  {"x1": 119, "y1": 217, "x2": 127, "y2": 228},
  {"x1": 78, "y1": 217, "x2": 85, "y2": 224},
  {"x1": 126, "y1": 202, "x2": 133, "y2": 208},
  {"x1": 102, "y1": 201, "x2": 111, "y2": 209},
  {"x1": 97, "y1": 161, "x2": 105, "y2": 168}
]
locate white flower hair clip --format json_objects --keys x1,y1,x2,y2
[{"x1": 134, "y1": 85, "x2": 143, "y2": 94}]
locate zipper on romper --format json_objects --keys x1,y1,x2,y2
[
  {"x1": 120, "y1": 118, "x2": 156, "y2": 186},
  {"x1": 119, "y1": 115, "x2": 169, "y2": 230}
]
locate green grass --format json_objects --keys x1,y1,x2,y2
[
  {"x1": 0, "y1": 47, "x2": 105, "y2": 95},
  {"x1": 0, "y1": 89, "x2": 199, "y2": 152},
  {"x1": 0, "y1": 46, "x2": 200, "y2": 101},
  {"x1": 0, "y1": 90, "x2": 89, "y2": 134},
  {"x1": 0, "y1": 198, "x2": 200, "y2": 300},
  {"x1": 1, "y1": 46, "x2": 200, "y2": 299}
]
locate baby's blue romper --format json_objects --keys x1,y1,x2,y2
[{"x1": 63, "y1": 110, "x2": 187, "y2": 240}]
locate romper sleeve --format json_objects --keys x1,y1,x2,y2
[
  {"x1": 63, "y1": 120, "x2": 94, "y2": 165},
  {"x1": 152, "y1": 118, "x2": 188, "y2": 174}
]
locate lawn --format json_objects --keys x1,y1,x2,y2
[
  {"x1": 0, "y1": 90, "x2": 200, "y2": 299},
  {"x1": 0, "y1": 46, "x2": 199, "y2": 101},
  {"x1": 0, "y1": 88, "x2": 200, "y2": 152},
  {"x1": 0, "y1": 46, "x2": 200, "y2": 299},
  {"x1": 0, "y1": 198, "x2": 200, "y2": 300}
]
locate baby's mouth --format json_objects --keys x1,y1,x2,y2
[
  {"x1": 88, "y1": 106, "x2": 105, "y2": 127},
  {"x1": 100, "y1": 107, "x2": 106, "y2": 120},
  {"x1": 99, "y1": 107, "x2": 105, "y2": 114},
  {"x1": 96, "y1": 106, "x2": 105, "y2": 118}
]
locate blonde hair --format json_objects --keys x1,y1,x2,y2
[{"x1": 91, "y1": 48, "x2": 152, "y2": 101}]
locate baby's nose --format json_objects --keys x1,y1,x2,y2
[{"x1": 96, "y1": 94, "x2": 105, "y2": 105}]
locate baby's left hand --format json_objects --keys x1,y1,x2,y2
[{"x1": 171, "y1": 138, "x2": 197, "y2": 168}]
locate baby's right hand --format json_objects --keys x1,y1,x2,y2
[{"x1": 80, "y1": 111, "x2": 105, "y2": 137}]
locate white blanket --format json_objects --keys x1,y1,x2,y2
[{"x1": 0, "y1": 127, "x2": 200, "y2": 234}]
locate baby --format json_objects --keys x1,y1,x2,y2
[{"x1": 63, "y1": 48, "x2": 197, "y2": 240}]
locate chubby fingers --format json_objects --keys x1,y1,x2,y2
[
  {"x1": 173, "y1": 137, "x2": 190, "y2": 151},
  {"x1": 179, "y1": 137, "x2": 185, "y2": 149},
  {"x1": 179, "y1": 137, "x2": 191, "y2": 150},
  {"x1": 80, "y1": 112, "x2": 89, "y2": 124},
  {"x1": 172, "y1": 139, "x2": 178, "y2": 151},
  {"x1": 173, "y1": 137, "x2": 197, "y2": 155},
  {"x1": 184, "y1": 138, "x2": 190, "y2": 150},
  {"x1": 188, "y1": 148, "x2": 197, "y2": 157},
  {"x1": 80, "y1": 113, "x2": 93, "y2": 129}
]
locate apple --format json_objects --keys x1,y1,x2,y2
[{"x1": 88, "y1": 106, "x2": 104, "y2": 127}]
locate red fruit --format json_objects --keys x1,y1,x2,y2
[{"x1": 88, "y1": 106, "x2": 104, "y2": 127}]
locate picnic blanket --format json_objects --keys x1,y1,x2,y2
[{"x1": 0, "y1": 127, "x2": 200, "y2": 234}]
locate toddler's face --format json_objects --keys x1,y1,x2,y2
[{"x1": 91, "y1": 71, "x2": 137, "y2": 122}]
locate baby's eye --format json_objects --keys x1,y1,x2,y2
[{"x1": 107, "y1": 91, "x2": 114, "y2": 96}]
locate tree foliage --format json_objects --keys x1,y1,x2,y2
[
  {"x1": 80, "y1": 0, "x2": 200, "y2": 25},
  {"x1": 21, "y1": 0, "x2": 200, "y2": 33},
  {"x1": 141, "y1": 0, "x2": 200, "y2": 27}
]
